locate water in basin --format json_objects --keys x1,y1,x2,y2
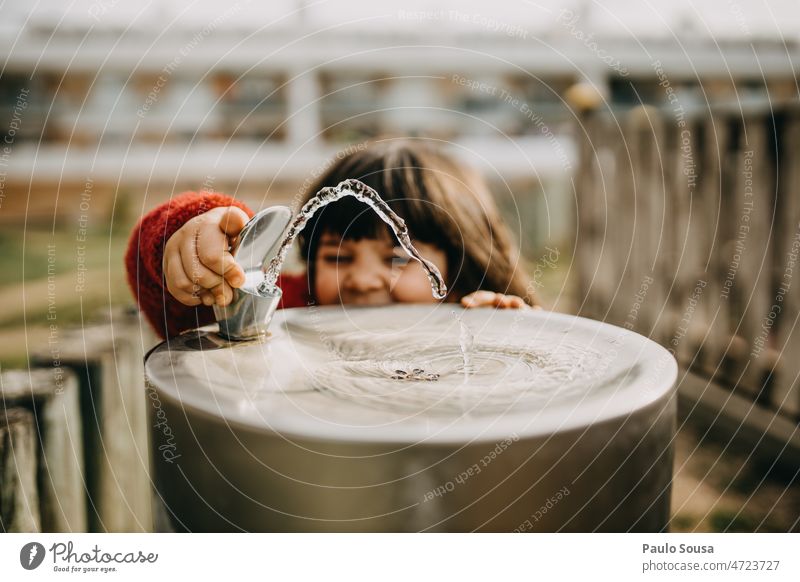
[{"x1": 149, "y1": 304, "x2": 669, "y2": 443}]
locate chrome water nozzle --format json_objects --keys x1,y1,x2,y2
[
  {"x1": 213, "y1": 206, "x2": 292, "y2": 341},
  {"x1": 214, "y1": 285, "x2": 283, "y2": 341}
]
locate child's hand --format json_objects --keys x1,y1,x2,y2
[
  {"x1": 163, "y1": 206, "x2": 249, "y2": 307},
  {"x1": 461, "y1": 291, "x2": 535, "y2": 310}
]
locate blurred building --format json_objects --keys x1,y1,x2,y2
[{"x1": 0, "y1": 0, "x2": 798, "y2": 252}]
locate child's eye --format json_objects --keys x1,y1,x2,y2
[{"x1": 322, "y1": 255, "x2": 352, "y2": 264}]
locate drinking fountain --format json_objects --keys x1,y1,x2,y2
[{"x1": 143, "y1": 188, "x2": 678, "y2": 532}]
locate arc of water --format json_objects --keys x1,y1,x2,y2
[{"x1": 259, "y1": 178, "x2": 448, "y2": 300}]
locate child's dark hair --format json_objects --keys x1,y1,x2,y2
[{"x1": 297, "y1": 138, "x2": 533, "y2": 304}]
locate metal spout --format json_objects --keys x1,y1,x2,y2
[
  {"x1": 214, "y1": 286, "x2": 282, "y2": 341},
  {"x1": 213, "y1": 205, "x2": 292, "y2": 341}
]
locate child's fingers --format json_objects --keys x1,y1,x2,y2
[
  {"x1": 217, "y1": 206, "x2": 249, "y2": 238},
  {"x1": 209, "y1": 280, "x2": 234, "y2": 306},
  {"x1": 196, "y1": 229, "x2": 246, "y2": 288},
  {"x1": 179, "y1": 234, "x2": 225, "y2": 289},
  {"x1": 497, "y1": 295, "x2": 529, "y2": 309},
  {"x1": 212, "y1": 250, "x2": 245, "y2": 288},
  {"x1": 199, "y1": 291, "x2": 215, "y2": 306},
  {"x1": 460, "y1": 294, "x2": 477, "y2": 307},
  {"x1": 164, "y1": 254, "x2": 202, "y2": 306},
  {"x1": 461, "y1": 290, "x2": 496, "y2": 307},
  {"x1": 224, "y1": 258, "x2": 246, "y2": 288},
  {"x1": 461, "y1": 291, "x2": 531, "y2": 309},
  {"x1": 508, "y1": 296, "x2": 531, "y2": 309}
]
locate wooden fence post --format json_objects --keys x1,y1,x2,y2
[
  {"x1": 1, "y1": 369, "x2": 86, "y2": 532},
  {"x1": 669, "y1": 115, "x2": 708, "y2": 365},
  {"x1": 773, "y1": 113, "x2": 800, "y2": 418},
  {"x1": 0, "y1": 408, "x2": 40, "y2": 532},
  {"x1": 696, "y1": 114, "x2": 732, "y2": 378},
  {"x1": 734, "y1": 114, "x2": 775, "y2": 397},
  {"x1": 32, "y1": 310, "x2": 153, "y2": 532},
  {"x1": 574, "y1": 109, "x2": 605, "y2": 319}
]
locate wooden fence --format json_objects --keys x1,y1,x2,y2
[
  {"x1": 0, "y1": 309, "x2": 156, "y2": 532},
  {"x1": 573, "y1": 101, "x2": 800, "y2": 453}
]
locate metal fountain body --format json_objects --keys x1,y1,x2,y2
[{"x1": 144, "y1": 203, "x2": 679, "y2": 532}]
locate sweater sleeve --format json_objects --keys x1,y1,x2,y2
[{"x1": 125, "y1": 192, "x2": 311, "y2": 339}]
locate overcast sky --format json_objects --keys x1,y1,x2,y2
[{"x1": 2, "y1": 0, "x2": 798, "y2": 40}]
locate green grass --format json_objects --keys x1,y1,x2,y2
[
  {"x1": 0, "y1": 224, "x2": 134, "y2": 368},
  {"x1": 0, "y1": 225, "x2": 129, "y2": 286},
  {"x1": 669, "y1": 514, "x2": 698, "y2": 532},
  {"x1": 708, "y1": 510, "x2": 760, "y2": 532}
]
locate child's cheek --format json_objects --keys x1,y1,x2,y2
[
  {"x1": 314, "y1": 262, "x2": 341, "y2": 305},
  {"x1": 391, "y1": 264, "x2": 439, "y2": 303}
]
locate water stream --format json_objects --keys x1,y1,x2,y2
[{"x1": 258, "y1": 178, "x2": 447, "y2": 299}]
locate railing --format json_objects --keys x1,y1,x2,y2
[
  {"x1": 0, "y1": 309, "x2": 156, "y2": 532},
  {"x1": 573, "y1": 100, "x2": 800, "y2": 454}
]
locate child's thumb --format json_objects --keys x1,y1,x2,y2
[{"x1": 218, "y1": 206, "x2": 250, "y2": 237}]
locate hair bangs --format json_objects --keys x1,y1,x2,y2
[{"x1": 302, "y1": 169, "x2": 450, "y2": 247}]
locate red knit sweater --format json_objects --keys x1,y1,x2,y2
[{"x1": 125, "y1": 191, "x2": 311, "y2": 339}]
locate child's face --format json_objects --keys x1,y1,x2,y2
[{"x1": 314, "y1": 231, "x2": 448, "y2": 306}]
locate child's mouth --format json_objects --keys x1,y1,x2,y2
[{"x1": 341, "y1": 295, "x2": 393, "y2": 306}]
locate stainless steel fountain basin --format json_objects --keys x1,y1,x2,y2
[{"x1": 144, "y1": 305, "x2": 677, "y2": 532}]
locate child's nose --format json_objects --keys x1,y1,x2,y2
[{"x1": 343, "y1": 267, "x2": 386, "y2": 293}]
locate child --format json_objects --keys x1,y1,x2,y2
[{"x1": 125, "y1": 139, "x2": 535, "y2": 339}]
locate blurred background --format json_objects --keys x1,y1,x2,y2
[{"x1": 0, "y1": 0, "x2": 798, "y2": 532}]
